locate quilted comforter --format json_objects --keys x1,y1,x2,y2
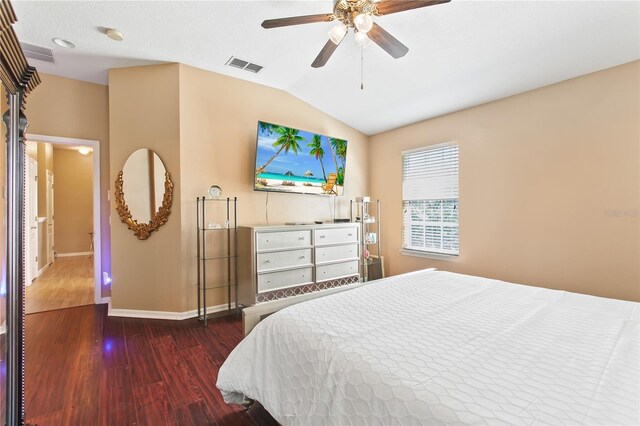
[{"x1": 217, "y1": 270, "x2": 640, "y2": 425}]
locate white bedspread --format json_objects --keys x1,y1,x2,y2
[{"x1": 217, "y1": 270, "x2": 640, "y2": 425}]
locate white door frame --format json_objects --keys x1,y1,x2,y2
[
  {"x1": 25, "y1": 156, "x2": 38, "y2": 286},
  {"x1": 46, "y1": 170, "x2": 54, "y2": 265},
  {"x1": 25, "y1": 133, "x2": 103, "y2": 305}
]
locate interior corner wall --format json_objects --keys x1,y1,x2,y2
[
  {"x1": 369, "y1": 60, "x2": 640, "y2": 302},
  {"x1": 177, "y1": 63, "x2": 370, "y2": 312},
  {"x1": 52, "y1": 148, "x2": 93, "y2": 254},
  {"x1": 109, "y1": 64, "x2": 183, "y2": 312},
  {"x1": 24, "y1": 73, "x2": 111, "y2": 298}
]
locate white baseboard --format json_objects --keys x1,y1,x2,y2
[
  {"x1": 0, "y1": 321, "x2": 5, "y2": 335},
  {"x1": 56, "y1": 252, "x2": 91, "y2": 258},
  {"x1": 108, "y1": 302, "x2": 235, "y2": 321},
  {"x1": 36, "y1": 262, "x2": 51, "y2": 278},
  {"x1": 100, "y1": 297, "x2": 111, "y2": 304}
]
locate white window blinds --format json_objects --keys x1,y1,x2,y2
[
  {"x1": 402, "y1": 145, "x2": 459, "y2": 200},
  {"x1": 402, "y1": 144, "x2": 459, "y2": 256}
]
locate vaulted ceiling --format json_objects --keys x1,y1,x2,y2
[{"x1": 12, "y1": 1, "x2": 640, "y2": 135}]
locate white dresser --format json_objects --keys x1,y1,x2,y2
[{"x1": 237, "y1": 223, "x2": 361, "y2": 305}]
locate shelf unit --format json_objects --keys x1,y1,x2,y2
[
  {"x1": 350, "y1": 198, "x2": 383, "y2": 282},
  {"x1": 196, "y1": 196, "x2": 238, "y2": 326}
]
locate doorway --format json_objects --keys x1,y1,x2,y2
[
  {"x1": 24, "y1": 134, "x2": 102, "y2": 313},
  {"x1": 46, "y1": 170, "x2": 54, "y2": 265},
  {"x1": 25, "y1": 156, "x2": 38, "y2": 286}
]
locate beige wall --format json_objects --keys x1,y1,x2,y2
[
  {"x1": 19, "y1": 59, "x2": 637, "y2": 313},
  {"x1": 25, "y1": 73, "x2": 110, "y2": 297},
  {"x1": 108, "y1": 63, "x2": 369, "y2": 312},
  {"x1": 178, "y1": 64, "x2": 369, "y2": 311},
  {"x1": 109, "y1": 64, "x2": 183, "y2": 312},
  {"x1": 52, "y1": 148, "x2": 93, "y2": 254},
  {"x1": 370, "y1": 61, "x2": 640, "y2": 302}
]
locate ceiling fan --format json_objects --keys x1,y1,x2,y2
[{"x1": 261, "y1": 0, "x2": 451, "y2": 68}]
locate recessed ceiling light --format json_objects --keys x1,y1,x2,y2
[
  {"x1": 105, "y1": 28, "x2": 124, "y2": 41},
  {"x1": 78, "y1": 147, "x2": 91, "y2": 155},
  {"x1": 52, "y1": 38, "x2": 75, "y2": 49}
]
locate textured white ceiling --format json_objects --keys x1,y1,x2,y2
[{"x1": 12, "y1": 1, "x2": 640, "y2": 135}]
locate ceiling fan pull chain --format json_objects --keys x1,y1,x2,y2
[{"x1": 360, "y1": 46, "x2": 364, "y2": 90}]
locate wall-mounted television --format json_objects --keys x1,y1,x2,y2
[{"x1": 254, "y1": 121, "x2": 348, "y2": 196}]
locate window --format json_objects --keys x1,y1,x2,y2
[{"x1": 402, "y1": 144, "x2": 459, "y2": 256}]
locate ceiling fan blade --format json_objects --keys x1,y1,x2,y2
[
  {"x1": 376, "y1": 0, "x2": 450, "y2": 16},
  {"x1": 368, "y1": 23, "x2": 409, "y2": 59},
  {"x1": 262, "y1": 14, "x2": 333, "y2": 29},
  {"x1": 311, "y1": 39, "x2": 340, "y2": 68}
]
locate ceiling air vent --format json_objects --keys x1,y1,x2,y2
[
  {"x1": 20, "y1": 42, "x2": 55, "y2": 64},
  {"x1": 225, "y1": 56, "x2": 263, "y2": 74}
]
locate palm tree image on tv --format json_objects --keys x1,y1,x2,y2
[
  {"x1": 308, "y1": 134, "x2": 327, "y2": 182},
  {"x1": 255, "y1": 121, "x2": 348, "y2": 195},
  {"x1": 255, "y1": 125, "x2": 303, "y2": 175},
  {"x1": 330, "y1": 137, "x2": 347, "y2": 185}
]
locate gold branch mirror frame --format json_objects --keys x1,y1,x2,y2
[{"x1": 115, "y1": 148, "x2": 173, "y2": 240}]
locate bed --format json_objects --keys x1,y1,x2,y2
[{"x1": 216, "y1": 269, "x2": 640, "y2": 425}]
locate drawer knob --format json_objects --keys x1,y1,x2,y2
[
  {"x1": 299, "y1": 237, "x2": 305, "y2": 240},
  {"x1": 265, "y1": 259, "x2": 271, "y2": 263},
  {"x1": 348, "y1": 233, "x2": 353, "y2": 237},
  {"x1": 320, "y1": 235, "x2": 326, "y2": 239},
  {"x1": 299, "y1": 255, "x2": 305, "y2": 259}
]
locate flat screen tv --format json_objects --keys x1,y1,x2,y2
[{"x1": 254, "y1": 121, "x2": 348, "y2": 196}]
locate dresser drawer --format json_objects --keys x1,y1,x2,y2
[
  {"x1": 257, "y1": 248, "x2": 312, "y2": 272},
  {"x1": 316, "y1": 243, "x2": 358, "y2": 264},
  {"x1": 256, "y1": 230, "x2": 311, "y2": 251},
  {"x1": 314, "y1": 227, "x2": 358, "y2": 245},
  {"x1": 257, "y1": 267, "x2": 313, "y2": 293},
  {"x1": 316, "y1": 260, "x2": 359, "y2": 282}
]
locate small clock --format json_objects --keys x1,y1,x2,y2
[{"x1": 208, "y1": 185, "x2": 222, "y2": 199}]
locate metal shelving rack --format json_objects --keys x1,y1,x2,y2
[
  {"x1": 196, "y1": 196, "x2": 238, "y2": 326},
  {"x1": 350, "y1": 198, "x2": 383, "y2": 282}
]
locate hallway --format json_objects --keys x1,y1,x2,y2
[{"x1": 26, "y1": 256, "x2": 94, "y2": 314}]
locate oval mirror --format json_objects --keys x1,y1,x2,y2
[{"x1": 115, "y1": 148, "x2": 173, "y2": 240}]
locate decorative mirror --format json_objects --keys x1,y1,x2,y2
[{"x1": 115, "y1": 148, "x2": 173, "y2": 240}]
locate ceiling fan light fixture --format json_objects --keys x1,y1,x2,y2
[
  {"x1": 355, "y1": 31, "x2": 371, "y2": 48},
  {"x1": 105, "y1": 28, "x2": 124, "y2": 41},
  {"x1": 328, "y1": 21, "x2": 347, "y2": 45},
  {"x1": 354, "y1": 13, "x2": 373, "y2": 33}
]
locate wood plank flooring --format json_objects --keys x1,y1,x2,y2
[
  {"x1": 26, "y1": 256, "x2": 94, "y2": 314},
  {"x1": 23, "y1": 305, "x2": 279, "y2": 425}
]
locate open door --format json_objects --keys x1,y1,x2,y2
[
  {"x1": 24, "y1": 156, "x2": 38, "y2": 285},
  {"x1": 46, "y1": 170, "x2": 54, "y2": 264}
]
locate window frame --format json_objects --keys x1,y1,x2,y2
[{"x1": 401, "y1": 142, "x2": 460, "y2": 260}]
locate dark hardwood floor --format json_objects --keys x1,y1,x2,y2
[{"x1": 23, "y1": 304, "x2": 279, "y2": 425}]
